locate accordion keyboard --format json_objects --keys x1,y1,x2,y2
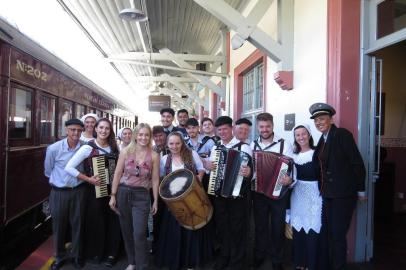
[
  {"x1": 92, "y1": 156, "x2": 109, "y2": 198},
  {"x1": 207, "y1": 149, "x2": 221, "y2": 195},
  {"x1": 273, "y1": 163, "x2": 289, "y2": 197}
]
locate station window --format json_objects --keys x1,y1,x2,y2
[
  {"x1": 243, "y1": 63, "x2": 263, "y2": 112},
  {"x1": 40, "y1": 95, "x2": 56, "y2": 144},
  {"x1": 58, "y1": 99, "x2": 73, "y2": 138},
  {"x1": 241, "y1": 63, "x2": 264, "y2": 140},
  {"x1": 8, "y1": 87, "x2": 33, "y2": 141},
  {"x1": 75, "y1": 104, "x2": 86, "y2": 119}
]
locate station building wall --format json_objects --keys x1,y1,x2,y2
[{"x1": 228, "y1": 0, "x2": 328, "y2": 144}]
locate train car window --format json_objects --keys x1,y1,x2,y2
[
  {"x1": 40, "y1": 95, "x2": 56, "y2": 144},
  {"x1": 96, "y1": 110, "x2": 102, "y2": 118},
  {"x1": 8, "y1": 87, "x2": 33, "y2": 141},
  {"x1": 75, "y1": 104, "x2": 86, "y2": 119},
  {"x1": 58, "y1": 99, "x2": 73, "y2": 138},
  {"x1": 111, "y1": 115, "x2": 117, "y2": 134}
]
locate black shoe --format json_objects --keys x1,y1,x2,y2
[
  {"x1": 104, "y1": 256, "x2": 116, "y2": 267},
  {"x1": 72, "y1": 258, "x2": 84, "y2": 269},
  {"x1": 272, "y1": 262, "x2": 283, "y2": 270},
  {"x1": 87, "y1": 256, "x2": 101, "y2": 265},
  {"x1": 50, "y1": 260, "x2": 65, "y2": 270},
  {"x1": 253, "y1": 258, "x2": 265, "y2": 269},
  {"x1": 214, "y1": 258, "x2": 228, "y2": 270}
]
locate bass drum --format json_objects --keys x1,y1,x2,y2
[{"x1": 159, "y1": 169, "x2": 213, "y2": 230}]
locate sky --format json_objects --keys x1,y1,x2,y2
[{"x1": 0, "y1": 0, "x2": 160, "y2": 125}]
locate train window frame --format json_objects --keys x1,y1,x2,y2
[
  {"x1": 39, "y1": 92, "x2": 57, "y2": 144},
  {"x1": 74, "y1": 103, "x2": 86, "y2": 120},
  {"x1": 57, "y1": 98, "x2": 73, "y2": 139},
  {"x1": 8, "y1": 84, "x2": 34, "y2": 147}
]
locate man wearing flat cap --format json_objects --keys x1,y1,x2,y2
[
  {"x1": 206, "y1": 116, "x2": 253, "y2": 270},
  {"x1": 44, "y1": 119, "x2": 86, "y2": 269},
  {"x1": 234, "y1": 118, "x2": 252, "y2": 144},
  {"x1": 309, "y1": 102, "x2": 366, "y2": 270}
]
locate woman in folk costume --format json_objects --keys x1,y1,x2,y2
[
  {"x1": 65, "y1": 118, "x2": 121, "y2": 267},
  {"x1": 287, "y1": 124, "x2": 322, "y2": 270},
  {"x1": 156, "y1": 131, "x2": 213, "y2": 270},
  {"x1": 80, "y1": 113, "x2": 98, "y2": 143}
]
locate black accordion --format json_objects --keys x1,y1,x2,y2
[
  {"x1": 207, "y1": 148, "x2": 250, "y2": 198},
  {"x1": 88, "y1": 154, "x2": 117, "y2": 198}
]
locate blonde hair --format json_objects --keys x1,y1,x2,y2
[{"x1": 124, "y1": 123, "x2": 152, "y2": 155}]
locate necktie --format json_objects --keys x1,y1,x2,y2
[{"x1": 318, "y1": 137, "x2": 326, "y2": 194}]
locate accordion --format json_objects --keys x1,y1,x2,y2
[
  {"x1": 89, "y1": 155, "x2": 117, "y2": 198},
  {"x1": 208, "y1": 148, "x2": 250, "y2": 198},
  {"x1": 252, "y1": 151, "x2": 293, "y2": 200}
]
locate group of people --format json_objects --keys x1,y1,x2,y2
[{"x1": 44, "y1": 102, "x2": 366, "y2": 270}]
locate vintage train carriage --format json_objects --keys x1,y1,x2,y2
[{"x1": 0, "y1": 17, "x2": 136, "y2": 256}]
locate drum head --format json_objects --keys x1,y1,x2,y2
[{"x1": 160, "y1": 169, "x2": 194, "y2": 200}]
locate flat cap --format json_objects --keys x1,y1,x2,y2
[
  {"x1": 309, "y1": 102, "x2": 336, "y2": 119},
  {"x1": 186, "y1": 118, "x2": 199, "y2": 127},
  {"x1": 235, "y1": 118, "x2": 252, "y2": 126},
  {"x1": 215, "y1": 116, "x2": 233, "y2": 127},
  {"x1": 65, "y1": 118, "x2": 84, "y2": 127}
]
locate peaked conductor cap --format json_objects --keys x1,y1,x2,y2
[
  {"x1": 309, "y1": 102, "x2": 336, "y2": 119},
  {"x1": 215, "y1": 116, "x2": 233, "y2": 127}
]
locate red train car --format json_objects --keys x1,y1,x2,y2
[{"x1": 0, "y1": 17, "x2": 136, "y2": 260}]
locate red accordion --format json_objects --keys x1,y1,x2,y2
[{"x1": 252, "y1": 151, "x2": 293, "y2": 199}]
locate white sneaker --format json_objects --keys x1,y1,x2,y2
[{"x1": 125, "y1": 264, "x2": 135, "y2": 270}]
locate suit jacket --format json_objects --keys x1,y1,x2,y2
[{"x1": 313, "y1": 124, "x2": 366, "y2": 198}]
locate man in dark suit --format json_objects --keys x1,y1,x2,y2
[{"x1": 310, "y1": 103, "x2": 366, "y2": 270}]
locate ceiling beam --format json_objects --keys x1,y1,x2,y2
[
  {"x1": 108, "y1": 52, "x2": 225, "y2": 62},
  {"x1": 160, "y1": 74, "x2": 205, "y2": 105},
  {"x1": 131, "y1": 76, "x2": 199, "y2": 83},
  {"x1": 159, "y1": 48, "x2": 226, "y2": 97},
  {"x1": 194, "y1": 0, "x2": 294, "y2": 70},
  {"x1": 158, "y1": 88, "x2": 192, "y2": 110},
  {"x1": 106, "y1": 57, "x2": 228, "y2": 77}
]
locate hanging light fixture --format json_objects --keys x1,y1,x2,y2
[
  {"x1": 119, "y1": 0, "x2": 147, "y2": 22},
  {"x1": 119, "y1": 8, "x2": 147, "y2": 21}
]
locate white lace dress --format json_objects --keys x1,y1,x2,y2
[{"x1": 290, "y1": 149, "x2": 322, "y2": 233}]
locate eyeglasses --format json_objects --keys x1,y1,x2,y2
[
  {"x1": 135, "y1": 165, "x2": 140, "y2": 177},
  {"x1": 67, "y1": 128, "x2": 83, "y2": 133}
]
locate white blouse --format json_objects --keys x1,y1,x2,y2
[
  {"x1": 65, "y1": 141, "x2": 111, "y2": 177},
  {"x1": 159, "y1": 150, "x2": 204, "y2": 177}
]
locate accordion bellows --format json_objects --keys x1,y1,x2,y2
[{"x1": 252, "y1": 151, "x2": 293, "y2": 200}]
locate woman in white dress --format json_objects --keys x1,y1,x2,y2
[
  {"x1": 117, "y1": 127, "x2": 133, "y2": 151},
  {"x1": 288, "y1": 124, "x2": 322, "y2": 270},
  {"x1": 80, "y1": 113, "x2": 98, "y2": 143}
]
